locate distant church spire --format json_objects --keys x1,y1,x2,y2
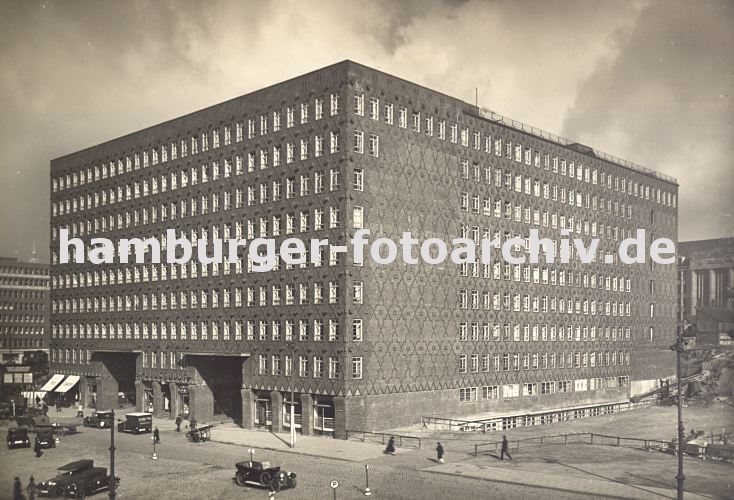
[{"x1": 30, "y1": 242, "x2": 39, "y2": 263}]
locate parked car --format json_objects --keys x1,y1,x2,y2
[
  {"x1": 35, "y1": 427, "x2": 56, "y2": 448},
  {"x1": 234, "y1": 460, "x2": 297, "y2": 491},
  {"x1": 7, "y1": 427, "x2": 31, "y2": 449},
  {"x1": 38, "y1": 459, "x2": 119, "y2": 498},
  {"x1": 117, "y1": 412, "x2": 152, "y2": 434},
  {"x1": 83, "y1": 410, "x2": 114, "y2": 429}
]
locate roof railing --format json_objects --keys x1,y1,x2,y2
[{"x1": 471, "y1": 107, "x2": 678, "y2": 185}]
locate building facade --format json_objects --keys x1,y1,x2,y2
[
  {"x1": 678, "y1": 238, "x2": 734, "y2": 345},
  {"x1": 49, "y1": 61, "x2": 679, "y2": 436},
  {"x1": 0, "y1": 256, "x2": 50, "y2": 364}
]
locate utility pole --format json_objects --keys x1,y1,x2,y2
[{"x1": 109, "y1": 408, "x2": 116, "y2": 500}]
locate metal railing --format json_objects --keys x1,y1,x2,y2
[
  {"x1": 421, "y1": 400, "x2": 651, "y2": 433},
  {"x1": 473, "y1": 432, "x2": 671, "y2": 456},
  {"x1": 345, "y1": 430, "x2": 422, "y2": 449},
  {"x1": 468, "y1": 107, "x2": 678, "y2": 185}
]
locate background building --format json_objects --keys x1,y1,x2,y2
[
  {"x1": 0, "y1": 255, "x2": 50, "y2": 396},
  {"x1": 49, "y1": 61, "x2": 679, "y2": 436},
  {"x1": 678, "y1": 237, "x2": 734, "y2": 345}
]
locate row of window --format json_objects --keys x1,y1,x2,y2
[
  {"x1": 52, "y1": 93, "x2": 343, "y2": 193},
  {"x1": 0, "y1": 266, "x2": 49, "y2": 276},
  {"x1": 460, "y1": 193, "x2": 644, "y2": 244},
  {"x1": 52, "y1": 318, "x2": 365, "y2": 342},
  {"x1": 458, "y1": 350, "x2": 630, "y2": 374},
  {"x1": 51, "y1": 148, "x2": 354, "y2": 216},
  {"x1": 458, "y1": 322, "x2": 631, "y2": 343},
  {"x1": 457, "y1": 376, "x2": 629, "y2": 402},
  {"x1": 0, "y1": 314, "x2": 46, "y2": 323},
  {"x1": 0, "y1": 277, "x2": 49, "y2": 288},
  {"x1": 0, "y1": 291, "x2": 46, "y2": 299},
  {"x1": 457, "y1": 253, "x2": 633, "y2": 292},
  {"x1": 353, "y1": 91, "x2": 676, "y2": 207},
  {"x1": 256, "y1": 354, "x2": 363, "y2": 379},
  {"x1": 459, "y1": 289, "x2": 632, "y2": 317},
  {"x1": 52, "y1": 280, "x2": 363, "y2": 314},
  {"x1": 0, "y1": 337, "x2": 44, "y2": 348},
  {"x1": 460, "y1": 162, "x2": 640, "y2": 222}
]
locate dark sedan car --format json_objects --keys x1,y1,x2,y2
[
  {"x1": 38, "y1": 459, "x2": 119, "y2": 498},
  {"x1": 82, "y1": 410, "x2": 114, "y2": 429},
  {"x1": 234, "y1": 460, "x2": 296, "y2": 491},
  {"x1": 35, "y1": 428, "x2": 56, "y2": 448},
  {"x1": 7, "y1": 427, "x2": 31, "y2": 449}
]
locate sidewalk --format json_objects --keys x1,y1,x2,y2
[
  {"x1": 421, "y1": 462, "x2": 713, "y2": 500},
  {"x1": 209, "y1": 423, "x2": 404, "y2": 461}
]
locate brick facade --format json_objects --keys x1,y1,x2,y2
[{"x1": 49, "y1": 61, "x2": 678, "y2": 436}]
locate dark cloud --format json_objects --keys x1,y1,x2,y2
[
  {"x1": 0, "y1": 0, "x2": 730, "y2": 262},
  {"x1": 561, "y1": 0, "x2": 734, "y2": 241}
]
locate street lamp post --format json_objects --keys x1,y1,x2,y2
[
  {"x1": 671, "y1": 331, "x2": 685, "y2": 500},
  {"x1": 109, "y1": 409, "x2": 116, "y2": 500}
]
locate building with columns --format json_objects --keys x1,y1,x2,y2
[
  {"x1": 678, "y1": 238, "x2": 734, "y2": 343},
  {"x1": 49, "y1": 61, "x2": 679, "y2": 437}
]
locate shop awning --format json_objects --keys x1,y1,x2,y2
[
  {"x1": 39, "y1": 374, "x2": 65, "y2": 392},
  {"x1": 54, "y1": 375, "x2": 80, "y2": 393}
]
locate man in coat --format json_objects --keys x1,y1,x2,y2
[
  {"x1": 175, "y1": 414, "x2": 182, "y2": 432},
  {"x1": 500, "y1": 435, "x2": 512, "y2": 460},
  {"x1": 436, "y1": 442, "x2": 445, "y2": 463}
]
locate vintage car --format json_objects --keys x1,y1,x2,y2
[
  {"x1": 35, "y1": 427, "x2": 57, "y2": 448},
  {"x1": 82, "y1": 410, "x2": 114, "y2": 429},
  {"x1": 117, "y1": 412, "x2": 152, "y2": 434},
  {"x1": 38, "y1": 459, "x2": 119, "y2": 498},
  {"x1": 234, "y1": 460, "x2": 297, "y2": 491},
  {"x1": 7, "y1": 427, "x2": 31, "y2": 449}
]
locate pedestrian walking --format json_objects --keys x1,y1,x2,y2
[
  {"x1": 27, "y1": 476, "x2": 35, "y2": 500},
  {"x1": 436, "y1": 442, "x2": 445, "y2": 463},
  {"x1": 384, "y1": 436, "x2": 396, "y2": 455},
  {"x1": 13, "y1": 477, "x2": 24, "y2": 500},
  {"x1": 500, "y1": 435, "x2": 512, "y2": 461},
  {"x1": 33, "y1": 439, "x2": 43, "y2": 458},
  {"x1": 153, "y1": 427, "x2": 160, "y2": 444},
  {"x1": 175, "y1": 414, "x2": 182, "y2": 432}
]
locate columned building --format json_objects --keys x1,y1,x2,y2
[
  {"x1": 50, "y1": 61, "x2": 679, "y2": 436},
  {"x1": 677, "y1": 238, "x2": 734, "y2": 344}
]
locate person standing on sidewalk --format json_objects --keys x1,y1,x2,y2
[
  {"x1": 500, "y1": 435, "x2": 512, "y2": 461},
  {"x1": 13, "y1": 477, "x2": 24, "y2": 500},
  {"x1": 436, "y1": 442, "x2": 445, "y2": 463},
  {"x1": 27, "y1": 476, "x2": 35, "y2": 500},
  {"x1": 384, "y1": 436, "x2": 396, "y2": 455},
  {"x1": 175, "y1": 414, "x2": 182, "y2": 432},
  {"x1": 153, "y1": 427, "x2": 160, "y2": 444}
]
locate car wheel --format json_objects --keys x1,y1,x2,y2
[
  {"x1": 52, "y1": 485, "x2": 64, "y2": 497},
  {"x1": 259, "y1": 472, "x2": 271, "y2": 485},
  {"x1": 270, "y1": 479, "x2": 282, "y2": 492},
  {"x1": 235, "y1": 472, "x2": 247, "y2": 487},
  {"x1": 75, "y1": 488, "x2": 86, "y2": 499},
  {"x1": 287, "y1": 477, "x2": 297, "y2": 489}
]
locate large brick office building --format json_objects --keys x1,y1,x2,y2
[{"x1": 49, "y1": 61, "x2": 678, "y2": 437}]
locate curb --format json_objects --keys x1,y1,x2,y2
[{"x1": 210, "y1": 438, "x2": 367, "y2": 464}]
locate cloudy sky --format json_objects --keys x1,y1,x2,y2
[{"x1": 1, "y1": 0, "x2": 732, "y2": 262}]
